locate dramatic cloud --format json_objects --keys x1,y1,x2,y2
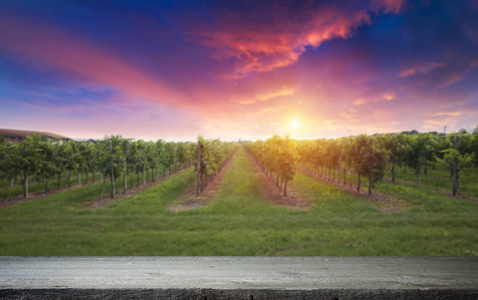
[
  {"x1": 196, "y1": 1, "x2": 406, "y2": 77},
  {"x1": 0, "y1": 0, "x2": 477, "y2": 140}
]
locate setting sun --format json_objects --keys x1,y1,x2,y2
[{"x1": 290, "y1": 118, "x2": 301, "y2": 131}]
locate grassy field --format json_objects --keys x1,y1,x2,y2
[{"x1": 0, "y1": 147, "x2": 477, "y2": 256}]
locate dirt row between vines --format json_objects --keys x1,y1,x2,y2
[
  {"x1": 299, "y1": 168, "x2": 412, "y2": 212},
  {"x1": 245, "y1": 151, "x2": 309, "y2": 210},
  {"x1": 167, "y1": 148, "x2": 309, "y2": 212}
]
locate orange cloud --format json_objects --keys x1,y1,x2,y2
[
  {"x1": 239, "y1": 87, "x2": 295, "y2": 105},
  {"x1": 382, "y1": 92, "x2": 396, "y2": 101}
]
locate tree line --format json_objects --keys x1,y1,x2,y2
[
  {"x1": 246, "y1": 128, "x2": 478, "y2": 197},
  {"x1": 0, "y1": 135, "x2": 198, "y2": 199}
]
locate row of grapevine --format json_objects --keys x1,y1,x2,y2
[
  {"x1": 246, "y1": 129, "x2": 478, "y2": 197},
  {"x1": 244, "y1": 135, "x2": 297, "y2": 196},
  {"x1": 296, "y1": 135, "x2": 387, "y2": 195},
  {"x1": 195, "y1": 136, "x2": 238, "y2": 195},
  {"x1": 0, "y1": 134, "x2": 197, "y2": 199}
]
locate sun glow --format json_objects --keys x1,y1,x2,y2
[{"x1": 290, "y1": 118, "x2": 301, "y2": 131}]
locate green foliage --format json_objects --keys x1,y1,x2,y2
[
  {"x1": 196, "y1": 136, "x2": 238, "y2": 193},
  {"x1": 0, "y1": 136, "x2": 197, "y2": 199},
  {"x1": 245, "y1": 135, "x2": 297, "y2": 196},
  {"x1": 0, "y1": 147, "x2": 476, "y2": 256},
  {"x1": 248, "y1": 129, "x2": 478, "y2": 196},
  {"x1": 97, "y1": 136, "x2": 123, "y2": 179},
  {"x1": 439, "y1": 149, "x2": 473, "y2": 177},
  {"x1": 0, "y1": 140, "x2": 19, "y2": 183},
  {"x1": 405, "y1": 134, "x2": 428, "y2": 176},
  {"x1": 350, "y1": 136, "x2": 386, "y2": 194}
]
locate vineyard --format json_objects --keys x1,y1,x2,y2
[
  {"x1": 246, "y1": 131, "x2": 478, "y2": 198},
  {"x1": 0, "y1": 135, "x2": 236, "y2": 202},
  {"x1": 0, "y1": 130, "x2": 477, "y2": 256}
]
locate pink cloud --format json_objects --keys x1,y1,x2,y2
[
  {"x1": 399, "y1": 62, "x2": 446, "y2": 77},
  {"x1": 435, "y1": 73, "x2": 465, "y2": 88},
  {"x1": 196, "y1": 3, "x2": 403, "y2": 77},
  {"x1": 0, "y1": 12, "x2": 186, "y2": 108}
]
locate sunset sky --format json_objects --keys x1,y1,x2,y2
[{"x1": 1, "y1": 0, "x2": 477, "y2": 141}]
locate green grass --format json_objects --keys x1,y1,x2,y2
[
  {"x1": 383, "y1": 166, "x2": 478, "y2": 198},
  {"x1": 326, "y1": 163, "x2": 478, "y2": 199},
  {"x1": 0, "y1": 147, "x2": 477, "y2": 256},
  {"x1": 0, "y1": 166, "x2": 171, "y2": 200},
  {"x1": 0, "y1": 172, "x2": 103, "y2": 200}
]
